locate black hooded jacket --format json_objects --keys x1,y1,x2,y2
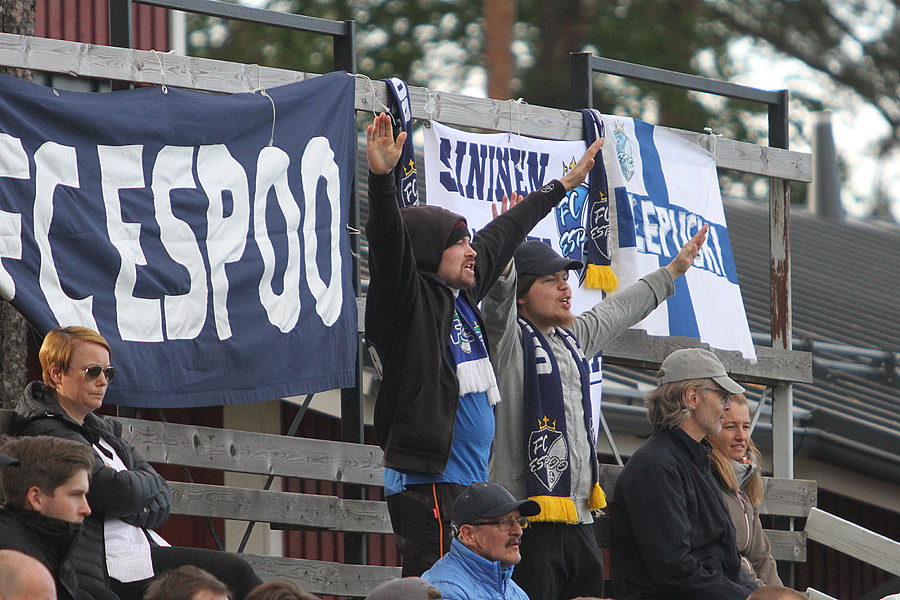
[
  {"x1": 0, "y1": 504, "x2": 82, "y2": 600},
  {"x1": 13, "y1": 382, "x2": 171, "y2": 591},
  {"x1": 365, "y1": 171, "x2": 566, "y2": 474}
]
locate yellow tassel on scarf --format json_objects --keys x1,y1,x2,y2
[
  {"x1": 584, "y1": 264, "x2": 618, "y2": 293},
  {"x1": 528, "y1": 496, "x2": 579, "y2": 523},
  {"x1": 589, "y1": 482, "x2": 607, "y2": 510}
]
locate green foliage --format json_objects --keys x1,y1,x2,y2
[{"x1": 189, "y1": 0, "x2": 482, "y2": 87}]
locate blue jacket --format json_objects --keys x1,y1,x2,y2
[{"x1": 422, "y1": 538, "x2": 529, "y2": 600}]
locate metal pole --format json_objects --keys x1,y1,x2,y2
[
  {"x1": 334, "y1": 20, "x2": 357, "y2": 74},
  {"x1": 767, "y1": 90, "x2": 793, "y2": 480},
  {"x1": 108, "y1": 0, "x2": 134, "y2": 91},
  {"x1": 768, "y1": 89, "x2": 795, "y2": 587},
  {"x1": 570, "y1": 52, "x2": 593, "y2": 110},
  {"x1": 335, "y1": 18, "x2": 365, "y2": 568}
]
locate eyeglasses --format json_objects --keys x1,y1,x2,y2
[
  {"x1": 472, "y1": 516, "x2": 529, "y2": 530},
  {"x1": 73, "y1": 365, "x2": 117, "y2": 382},
  {"x1": 697, "y1": 387, "x2": 730, "y2": 404}
]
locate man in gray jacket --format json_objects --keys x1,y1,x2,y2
[{"x1": 482, "y1": 224, "x2": 707, "y2": 600}]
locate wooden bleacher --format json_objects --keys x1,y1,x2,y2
[
  {"x1": 113, "y1": 415, "x2": 815, "y2": 597},
  {"x1": 114, "y1": 417, "x2": 400, "y2": 598},
  {"x1": 2, "y1": 406, "x2": 816, "y2": 598}
]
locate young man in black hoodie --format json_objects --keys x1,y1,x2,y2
[
  {"x1": 364, "y1": 112, "x2": 601, "y2": 575},
  {"x1": 0, "y1": 436, "x2": 95, "y2": 600}
]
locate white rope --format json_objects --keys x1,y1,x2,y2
[
  {"x1": 150, "y1": 49, "x2": 175, "y2": 94},
  {"x1": 424, "y1": 87, "x2": 437, "y2": 124},
  {"x1": 509, "y1": 98, "x2": 527, "y2": 168},
  {"x1": 703, "y1": 126, "x2": 722, "y2": 160},
  {"x1": 353, "y1": 73, "x2": 391, "y2": 116},
  {"x1": 247, "y1": 64, "x2": 275, "y2": 147}
]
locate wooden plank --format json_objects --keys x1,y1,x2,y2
[
  {"x1": 116, "y1": 418, "x2": 384, "y2": 486},
  {"x1": 665, "y1": 129, "x2": 810, "y2": 182},
  {"x1": 352, "y1": 299, "x2": 813, "y2": 385},
  {"x1": 805, "y1": 507, "x2": 900, "y2": 577},
  {"x1": 0, "y1": 33, "x2": 811, "y2": 181},
  {"x1": 598, "y1": 464, "x2": 816, "y2": 517},
  {"x1": 603, "y1": 329, "x2": 813, "y2": 385},
  {"x1": 767, "y1": 530, "x2": 807, "y2": 562},
  {"x1": 236, "y1": 553, "x2": 400, "y2": 597},
  {"x1": 167, "y1": 482, "x2": 393, "y2": 534},
  {"x1": 592, "y1": 515, "x2": 805, "y2": 562},
  {"x1": 759, "y1": 477, "x2": 817, "y2": 518}
]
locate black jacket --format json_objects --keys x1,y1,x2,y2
[
  {"x1": 610, "y1": 427, "x2": 757, "y2": 600},
  {"x1": 13, "y1": 382, "x2": 172, "y2": 591},
  {"x1": 0, "y1": 504, "x2": 82, "y2": 600},
  {"x1": 365, "y1": 172, "x2": 566, "y2": 474}
]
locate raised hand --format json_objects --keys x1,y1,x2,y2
[
  {"x1": 665, "y1": 223, "x2": 709, "y2": 278},
  {"x1": 366, "y1": 112, "x2": 408, "y2": 175},
  {"x1": 559, "y1": 138, "x2": 603, "y2": 192},
  {"x1": 491, "y1": 192, "x2": 524, "y2": 219}
]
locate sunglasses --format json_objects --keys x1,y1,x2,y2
[
  {"x1": 76, "y1": 365, "x2": 117, "y2": 382},
  {"x1": 697, "y1": 387, "x2": 731, "y2": 404}
]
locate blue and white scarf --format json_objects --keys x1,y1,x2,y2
[
  {"x1": 383, "y1": 77, "x2": 419, "y2": 207},
  {"x1": 519, "y1": 317, "x2": 605, "y2": 521},
  {"x1": 580, "y1": 108, "x2": 618, "y2": 292},
  {"x1": 450, "y1": 295, "x2": 500, "y2": 406}
]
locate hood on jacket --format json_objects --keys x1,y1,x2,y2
[
  {"x1": 16, "y1": 382, "x2": 70, "y2": 427},
  {"x1": 400, "y1": 205, "x2": 469, "y2": 274}
]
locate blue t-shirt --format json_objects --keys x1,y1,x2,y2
[{"x1": 384, "y1": 295, "x2": 495, "y2": 495}]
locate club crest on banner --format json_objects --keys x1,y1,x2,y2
[
  {"x1": 528, "y1": 416, "x2": 569, "y2": 492},
  {"x1": 614, "y1": 120, "x2": 635, "y2": 181}
]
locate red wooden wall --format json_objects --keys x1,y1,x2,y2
[{"x1": 35, "y1": 0, "x2": 170, "y2": 50}]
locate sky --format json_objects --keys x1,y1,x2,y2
[{"x1": 726, "y1": 38, "x2": 900, "y2": 222}]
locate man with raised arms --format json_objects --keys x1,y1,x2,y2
[{"x1": 364, "y1": 112, "x2": 600, "y2": 575}]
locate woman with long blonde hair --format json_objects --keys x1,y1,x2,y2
[{"x1": 708, "y1": 393, "x2": 782, "y2": 587}]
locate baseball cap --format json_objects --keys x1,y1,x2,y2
[
  {"x1": 514, "y1": 240, "x2": 582, "y2": 276},
  {"x1": 657, "y1": 348, "x2": 745, "y2": 394},
  {"x1": 451, "y1": 481, "x2": 540, "y2": 531},
  {"x1": 0, "y1": 452, "x2": 19, "y2": 468}
]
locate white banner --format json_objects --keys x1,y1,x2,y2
[
  {"x1": 603, "y1": 116, "x2": 755, "y2": 361},
  {"x1": 423, "y1": 120, "x2": 756, "y2": 437}
]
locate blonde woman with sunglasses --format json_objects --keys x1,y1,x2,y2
[{"x1": 14, "y1": 326, "x2": 262, "y2": 600}]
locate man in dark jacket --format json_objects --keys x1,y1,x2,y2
[
  {"x1": 364, "y1": 113, "x2": 600, "y2": 575},
  {"x1": 610, "y1": 348, "x2": 758, "y2": 600},
  {"x1": 0, "y1": 435, "x2": 95, "y2": 600}
]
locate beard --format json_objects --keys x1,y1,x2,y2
[{"x1": 443, "y1": 269, "x2": 476, "y2": 290}]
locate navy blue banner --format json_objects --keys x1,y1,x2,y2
[{"x1": 0, "y1": 72, "x2": 358, "y2": 407}]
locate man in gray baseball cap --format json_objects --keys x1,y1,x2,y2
[
  {"x1": 610, "y1": 348, "x2": 756, "y2": 600},
  {"x1": 657, "y1": 347, "x2": 745, "y2": 394}
]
